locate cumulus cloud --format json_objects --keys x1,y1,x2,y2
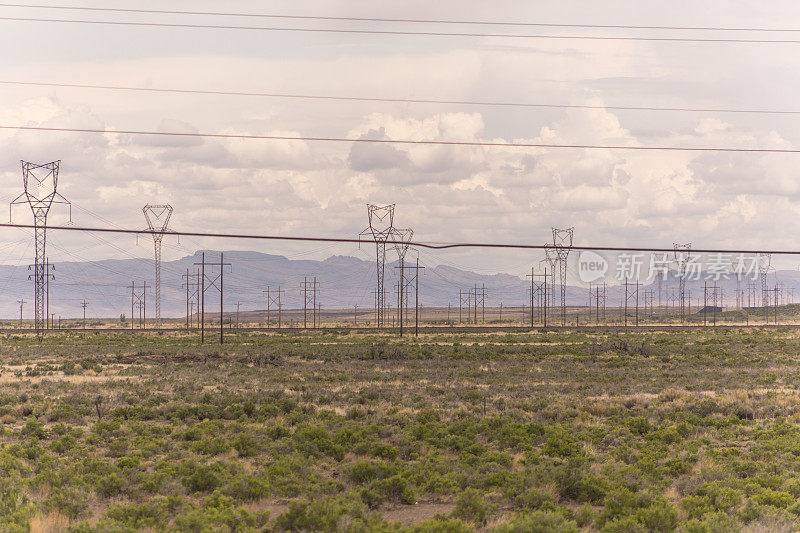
[
  {"x1": 3, "y1": 7, "x2": 800, "y2": 283},
  {"x1": 347, "y1": 127, "x2": 410, "y2": 171}
]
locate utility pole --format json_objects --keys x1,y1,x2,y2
[
  {"x1": 236, "y1": 301, "x2": 241, "y2": 328},
  {"x1": 264, "y1": 286, "x2": 284, "y2": 328},
  {"x1": 416, "y1": 257, "x2": 422, "y2": 335},
  {"x1": 185, "y1": 269, "x2": 190, "y2": 328},
  {"x1": 354, "y1": 304, "x2": 358, "y2": 327},
  {"x1": 130, "y1": 281, "x2": 148, "y2": 330},
  {"x1": 142, "y1": 204, "x2": 173, "y2": 327},
  {"x1": 401, "y1": 258, "x2": 425, "y2": 336},
  {"x1": 45, "y1": 258, "x2": 54, "y2": 330},
  {"x1": 528, "y1": 267, "x2": 547, "y2": 327},
  {"x1": 81, "y1": 299, "x2": 88, "y2": 330},
  {"x1": 302, "y1": 277, "x2": 320, "y2": 329},
  {"x1": 193, "y1": 253, "x2": 231, "y2": 344},
  {"x1": 17, "y1": 299, "x2": 24, "y2": 327},
  {"x1": 201, "y1": 254, "x2": 205, "y2": 341},
  {"x1": 131, "y1": 281, "x2": 135, "y2": 330},
  {"x1": 182, "y1": 269, "x2": 199, "y2": 329},
  {"x1": 11, "y1": 160, "x2": 71, "y2": 336}
]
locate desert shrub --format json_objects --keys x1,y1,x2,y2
[
  {"x1": 627, "y1": 416, "x2": 652, "y2": 436},
  {"x1": 492, "y1": 511, "x2": 579, "y2": 533},
  {"x1": 513, "y1": 488, "x2": 555, "y2": 511},
  {"x1": 375, "y1": 474, "x2": 416, "y2": 505},
  {"x1": 275, "y1": 498, "x2": 357, "y2": 532},
  {"x1": 0, "y1": 480, "x2": 35, "y2": 532},
  {"x1": 94, "y1": 496, "x2": 185, "y2": 529},
  {"x1": 232, "y1": 433, "x2": 260, "y2": 457},
  {"x1": 347, "y1": 460, "x2": 396, "y2": 485},
  {"x1": 636, "y1": 502, "x2": 679, "y2": 532},
  {"x1": 600, "y1": 515, "x2": 647, "y2": 533},
  {"x1": 191, "y1": 436, "x2": 232, "y2": 456},
  {"x1": 412, "y1": 517, "x2": 474, "y2": 532},
  {"x1": 595, "y1": 488, "x2": 654, "y2": 528},
  {"x1": 543, "y1": 430, "x2": 582, "y2": 459},
  {"x1": 44, "y1": 486, "x2": 89, "y2": 520},
  {"x1": 20, "y1": 418, "x2": 46, "y2": 439},
  {"x1": 678, "y1": 511, "x2": 741, "y2": 533},
  {"x1": 174, "y1": 492, "x2": 269, "y2": 531},
  {"x1": 754, "y1": 488, "x2": 793, "y2": 508},
  {"x1": 451, "y1": 488, "x2": 495, "y2": 526},
  {"x1": 223, "y1": 474, "x2": 270, "y2": 501},
  {"x1": 180, "y1": 461, "x2": 228, "y2": 493}
]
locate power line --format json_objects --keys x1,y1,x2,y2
[
  {"x1": 3, "y1": 222, "x2": 800, "y2": 256},
  {"x1": 3, "y1": 80, "x2": 798, "y2": 116},
  {"x1": 3, "y1": 16, "x2": 800, "y2": 43},
  {"x1": 2, "y1": 124, "x2": 798, "y2": 153},
  {"x1": 0, "y1": 4, "x2": 798, "y2": 33}
]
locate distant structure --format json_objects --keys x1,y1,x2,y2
[
  {"x1": 11, "y1": 161, "x2": 71, "y2": 334},
  {"x1": 552, "y1": 227, "x2": 574, "y2": 326},
  {"x1": 758, "y1": 253, "x2": 771, "y2": 307},
  {"x1": 673, "y1": 243, "x2": 692, "y2": 322},
  {"x1": 362, "y1": 204, "x2": 396, "y2": 328},
  {"x1": 143, "y1": 204, "x2": 173, "y2": 325},
  {"x1": 393, "y1": 228, "x2": 413, "y2": 331}
]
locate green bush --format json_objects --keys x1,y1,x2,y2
[
  {"x1": 492, "y1": 511, "x2": 579, "y2": 533},
  {"x1": 451, "y1": 488, "x2": 495, "y2": 526},
  {"x1": 376, "y1": 474, "x2": 416, "y2": 505}
]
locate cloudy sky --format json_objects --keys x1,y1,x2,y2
[{"x1": 1, "y1": 0, "x2": 800, "y2": 284}]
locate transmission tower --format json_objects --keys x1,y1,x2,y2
[
  {"x1": 552, "y1": 227, "x2": 574, "y2": 326},
  {"x1": 10, "y1": 161, "x2": 71, "y2": 334},
  {"x1": 392, "y1": 228, "x2": 413, "y2": 335},
  {"x1": 758, "y1": 253, "x2": 771, "y2": 307},
  {"x1": 673, "y1": 243, "x2": 692, "y2": 323},
  {"x1": 361, "y1": 204, "x2": 396, "y2": 328},
  {"x1": 542, "y1": 248, "x2": 559, "y2": 323},
  {"x1": 143, "y1": 204, "x2": 173, "y2": 325}
]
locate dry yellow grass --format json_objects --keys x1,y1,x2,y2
[{"x1": 29, "y1": 511, "x2": 69, "y2": 533}]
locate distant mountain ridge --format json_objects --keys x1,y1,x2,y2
[{"x1": 0, "y1": 250, "x2": 797, "y2": 318}]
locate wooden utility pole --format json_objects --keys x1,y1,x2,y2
[
  {"x1": 264, "y1": 286, "x2": 284, "y2": 329},
  {"x1": 301, "y1": 277, "x2": 319, "y2": 329},
  {"x1": 194, "y1": 252, "x2": 231, "y2": 344},
  {"x1": 17, "y1": 299, "x2": 24, "y2": 327},
  {"x1": 81, "y1": 299, "x2": 88, "y2": 330}
]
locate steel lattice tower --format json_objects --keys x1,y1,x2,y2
[
  {"x1": 143, "y1": 204, "x2": 173, "y2": 325},
  {"x1": 393, "y1": 228, "x2": 413, "y2": 329},
  {"x1": 758, "y1": 253, "x2": 771, "y2": 307},
  {"x1": 542, "y1": 248, "x2": 558, "y2": 322},
  {"x1": 673, "y1": 243, "x2": 692, "y2": 322},
  {"x1": 552, "y1": 227, "x2": 574, "y2": 326},
  {"x1": 11, "y1": 161, "x2": 70, "y2": 334},
  {"x1": 362, "y1": 204, "x2": 395, "y2": 328}
]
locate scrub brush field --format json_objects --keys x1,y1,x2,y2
[{"x1": 2, "y1": 329, "x2": 800, "y2": 532}]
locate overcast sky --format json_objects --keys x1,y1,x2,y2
[{"x1": 1, "y1": 0, "x2": 800, "y2": 283}]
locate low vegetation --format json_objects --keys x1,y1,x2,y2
[{"x1": 0, "y1": 328, "x2": 799, "y2": 531}]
